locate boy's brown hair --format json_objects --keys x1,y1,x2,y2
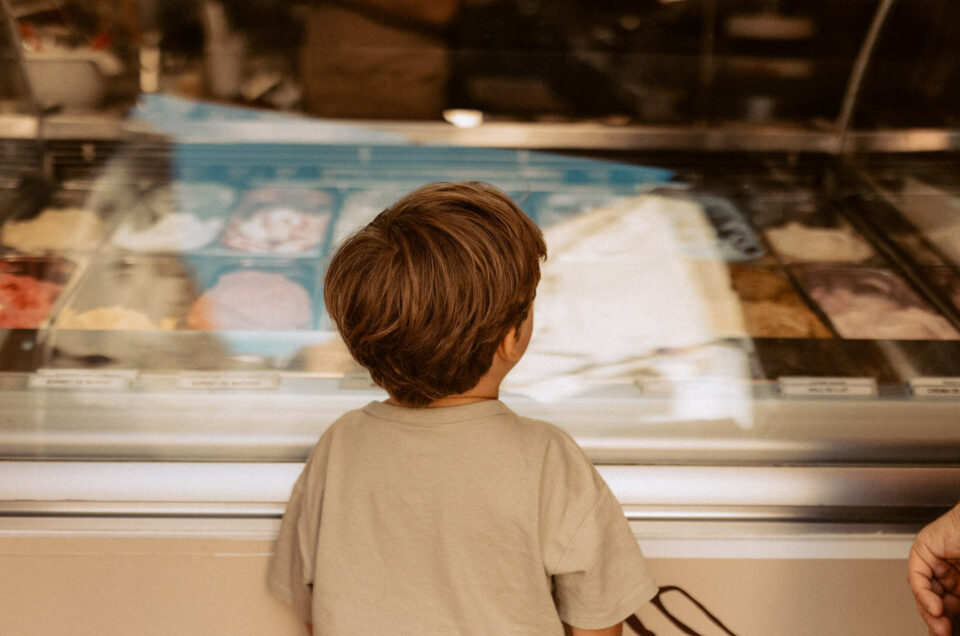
[{"x1": 324, "y1": 181, "x2": 546, "y2": 407}]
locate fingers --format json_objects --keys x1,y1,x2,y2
[
  {"x1": 915, "y1": 586, "x2": 944, "y2": 618},
  {"x1": 942, "y1": 592, "x2": 960, "y2": 617},
  {"x1": 909, "y1": 541, "x2": 960, "y2": 607},
  {"x1": 920, "y1": 612, "x2": 953, "y2": 636},
  {"x1": 931, "y1": 577, "x2": 944, "y2": 598},
  {"x1": 920, "y1": 541, "x2": 960, "y2": 582},
  {"x1": 909, "y1": 549, "x2": 952, "y2": 636},
  {"x1": 909, "y1": 551, "x2": 942, "y2": 617},
  {"x1": 912, "y1": 505, "x2": 960, "y2": 636},
  {"x1": 916, "y1": 591, "x2": 960, "y2": 636},
  {"x1": 931, "y1": 559, "x2": 960, "y2": 594}
]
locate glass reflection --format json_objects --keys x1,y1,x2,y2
[{"x1": 505, "y1": 190, "x2": 753, "y2": 428}]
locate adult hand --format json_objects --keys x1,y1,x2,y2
[{"x1": 908, "y1": 504, "x2": 960, "y2": 636}]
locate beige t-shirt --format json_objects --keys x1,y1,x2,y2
[{"x1": 268, "y1": 400, "x2": 657, "y2": 634}]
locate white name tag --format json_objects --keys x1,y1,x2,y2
[
  {"x1": 909, "y1": 377, "x2": 960, "y2": 398},
  {"x1": 29, "y1": 368, "x2": 138, "y2": 390},
  {"x1": 778, "y1": 376, "x2": 877, "y2": 397},
  {"x1": 177, "y1": 371, "x2": 279, "y2": 390}
]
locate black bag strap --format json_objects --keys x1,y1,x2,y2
[{"x1": 627, "y1": 585, "x2": 739, "y2": 636}]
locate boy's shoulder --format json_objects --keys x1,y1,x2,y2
[{"x1": 506, "y1": 411, "x2": 583, "y2": 448}]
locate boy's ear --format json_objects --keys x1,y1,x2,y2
[{"x1": 497, "y1": 326, "x2": 524, "y2": 363}]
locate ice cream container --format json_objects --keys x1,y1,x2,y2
[
  {"x1": 764, "y1": 220, "x2": 875, "y2": 263},
  {"x1": 1, "y1": 189, "x2": 107, "y2": 252},
  {"x1": 728, "y1": 264, "x2": 831, "y2": 338},
  {"x1": 111, "y1": 181, "x2": 236, "y2": 253},
  {"x1": 220, "y1": 187, "x2": 333, "y2": 255},
  {"x1": 54, "y1": 256, "x2": 202, "y2": 330},
  {"x1": 793, "y1": 265, "x2": 959, "y2": 340},
  {"x1": 185, "y1": 258, "x2": 320, "y2": 331},
  {"x1": 0, "y1": 254, "x2": 77, "y2": 329}
]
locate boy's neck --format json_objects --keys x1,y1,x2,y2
[
  {"x1": 386, "y1": 388, "x2": 500, "y2": 409},
  {"x1": 385, "y1": 317, "x2": 527, "y2": 409},
  {"x1": 387, "y1": 364, "x2": 505, "y2": 409}
]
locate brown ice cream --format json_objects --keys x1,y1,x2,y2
[{"x1": 729, "y1": 265, "x2": 831, "y2": 338}]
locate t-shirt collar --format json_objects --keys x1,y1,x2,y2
[{"x1": 363, "y1": 399, "x2": 511, "y2": 425}]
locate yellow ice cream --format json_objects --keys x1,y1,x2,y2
[
  {"x1": 56, "y1": 306, "x2": 176, "y2": 330},
  {"x1": 2, "y1": 208, "x2": 104, "y2": 250}
]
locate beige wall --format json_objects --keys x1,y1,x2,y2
[
  {"x1": 0, "y1": 537, "x2": 303, "y2": 636},
  {"x1": 0, "y1": 536, "x2": 924, "y2": 636},
  {"x1": 632, "y1": 558, "x2": 923, "y2": 635}
]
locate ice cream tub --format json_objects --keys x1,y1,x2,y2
[
  {"x1": 0, "y1": 254, "x2": 78, "y2": 329},
  {"x1": 111, "y1": 181, "x2": 236, "y2": 253},
  {"x1": 219, "y1": 187, "x2": 334, "y2": 256},
  {"x1": 1, "y1": 189, "x2": 108, "y2": 253},
  {"x1": 43, "y1": 255, "x2": 231, "y2": 370},
  {"x1": 52, "y1": 256, "x2": 203, "y2": 331},
  {"x1": 764, "y1": 219, "x2": 876, "y2": 264},
  {"x1": 184, "y1": 258, "x2": 320, "y2": 331},
  {"x1": 793, "y1": 265, "x2": 960, "y2": 340},
  {"x1": 728, "y1": 264, "x2": 832, "y2": 338}
]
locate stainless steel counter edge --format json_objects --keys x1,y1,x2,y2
[
  {"x1": 0, "y1": 461, "x2": 956, "y2": 524},
  {"x1": 9, "y1": 113, "x2": 960, "y2": 152}
]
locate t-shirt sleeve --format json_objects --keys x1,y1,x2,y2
[
  {"x1": 540, "y1": 430, "x2": 659, "y2": 629},
  {"x1": 267, "y1": 435, "x2": 330, "y2": 622}
]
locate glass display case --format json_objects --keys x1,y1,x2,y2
[{"x1": 1, "y1": 0, "x2": 958, "y2": 531}]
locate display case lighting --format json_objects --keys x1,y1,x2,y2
[{"x1": 443, "y1": 109, "x2": 484, "y2": 128}]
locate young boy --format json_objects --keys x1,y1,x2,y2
[{"x1": 268, "y1": 181, "x2": 658, "y2": 635}]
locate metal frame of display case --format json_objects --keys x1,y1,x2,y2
[
  {"x1": 5, "y1": 114, "x2": 959, "y2": 154},
  {"x1": 0, "y1": 459, "x2": 955, "y2": 561}
]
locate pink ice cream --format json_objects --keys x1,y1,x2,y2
[
  {"x1": 0, "y1": 272, "x2": 63, "y2": 328},
  {"x1": 186, "y1": 270, "x2": 313, "y2": 330}
]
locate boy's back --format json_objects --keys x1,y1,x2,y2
[
  {"x1": 268, "y1": 182, "x2": 658, "y2": 633},
  {"x1": 268, "y1": 400, "x2": 657, "y2": 634}
]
